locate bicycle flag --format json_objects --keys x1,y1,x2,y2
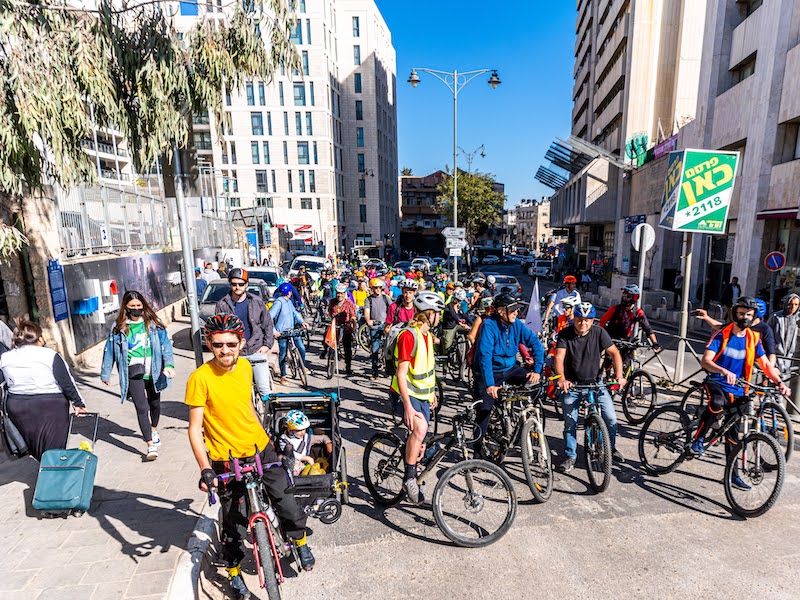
[
  {"x1": 324, "y1": 319, "x2": 337, "y2": 350},
  {"x1": 524, "y1": 279, "x2": 542, "y2": 334}
]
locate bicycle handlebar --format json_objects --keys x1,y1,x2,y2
[
  {"x1": 281, "y1": 327, "x2": 306, "y2": 337},
  {"x1": 611, "y1": 339, "x2": 653, "y2": 349}
]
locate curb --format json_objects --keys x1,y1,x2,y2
[{"x1": 167, "y1": 499, "x2": 220, "y2": 600}]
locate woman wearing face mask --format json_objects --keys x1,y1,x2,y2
[{"x1": 101, "y1": 291, "x2": 175, "y2": 460}]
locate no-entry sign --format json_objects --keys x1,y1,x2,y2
[{"x1": 765, "y1": 251, "x2": 786, "y2": 272}]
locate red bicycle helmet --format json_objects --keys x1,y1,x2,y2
[{"x1": 203, "y1": 314, "x2": 245, "y2": 337}]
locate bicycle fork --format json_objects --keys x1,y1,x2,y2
[{"x1": 246, "y1": 484, "x2": 286, "y2": 587}]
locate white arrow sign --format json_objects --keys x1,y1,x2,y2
[
  {"x1": 445, "y1": 238, "x2": 468, "y2": 249},
  {"x1": 441, "y1": 227, "x2": 466, "y2": 239}
]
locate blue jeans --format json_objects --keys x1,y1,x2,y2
[
  {"x1": 278, "y1": 336, "x2": 307, "y2": 377},
  {"x1": 370, "y1": 326, "x2": 384, "y2": 375},
  {"x1": 243, "y1": 353, "x2": 272, "y2": 399},
  {"x1": 561, "y1": 385, "x2": 617, "y2": 459}
]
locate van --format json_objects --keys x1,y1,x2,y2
[
  {"x1": 532, "y1": 259, "x2": 554, "y2": 280},
  {"x1": 288, "y1": 255, "x2": 331, "y2": 281}
]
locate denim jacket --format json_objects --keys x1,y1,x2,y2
[{"x1": 100, "y1": 324, "x2": 174, "y2": 403}]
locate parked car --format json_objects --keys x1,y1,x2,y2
[
  {"x1": 411, "y1": 257, "x2": 432, "y2": 273},
  {"x1": 288, "y1": 255, "x2": 332, "y2": 282},
  {"x1": 198, "y1": 279, "x2": 272, "y2": 346},
  {"x1": 247, "y1": 266, "x2": 283, "y2": 297},
  {"x1": 482, "y1": 254, "x2": 500, "y2": 266},
  {"x1": 489, "y1": 274, "x2": 523, "y2": 298},
  {"x1": 393, "y1": 261, "x2": 413, "y2": 273},
  {"x1": 531, "y1": 259, "x2": 555, "y2": 280},
  {"x1": 363, "y1": 258, "x2": 387, "y2": 272}
]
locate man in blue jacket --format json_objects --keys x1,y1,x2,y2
[
  {"x1": 473, "y1": 293, "x2": 545, "y2": 436},
  {"x1": 270, "y1": 283, "x2": 311, "y2": 384}
]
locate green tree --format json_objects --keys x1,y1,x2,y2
[
  {"x1": 400, "y1": 167, "x2": 413, "y2": 176},
  {"x1": 436, "y1": 170, "x2": 505, "y2": 246},
  {"x1": 0, "y1": 0, "x2": 300, "y2": 197}
]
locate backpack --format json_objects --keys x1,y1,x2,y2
[
  {"x1": 365, "y1": 294, "x2": 391, "y2": 321},
  {"x1": 383, "y1": 323, "x2": 416, "y2": 378}
]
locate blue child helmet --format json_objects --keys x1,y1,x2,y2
[{"x1": 278, "y1": 282, "x2": 294, "y2": 296}]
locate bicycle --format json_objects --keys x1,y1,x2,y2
[
  {"x1": 479, "y1": 380, "x2": 554, "y2": 503},
  {"x1": 208, "y1": 451, "x2": 300, "y2": 600},
  {"x1": 362, "y1": 401, "x2": 518, "y2": 548},
  {"x1": 638, "y1": 379, "x2": 786, "y2": 518},
  {"x1": 609, "y1": 339, "x2": 658, "y2": 425},
  {"x1": 278, "y1": 327, "x2": 308, "y2": 388},
  {"x1": 561, "y1": 383, "x2": 615, "y2": 493},
  {"x1": 680, "y1": 377, "x2": 794, "y2": 462}
]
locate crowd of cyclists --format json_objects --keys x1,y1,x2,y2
[{"x1": 186, "y1": 259, "x2": 798, "y2": 599}]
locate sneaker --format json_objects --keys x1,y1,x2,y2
[
  {"x1": 370, "y1": 373, "x2": 378, "y2": 380},
  {"x1": 302, "y1": 366, "x2": 311, "y2": 375},
  {"x1": 403, "y1": 477, "x2": 426, "y2": 505},
  {"x1": 690, "y1": 438, "x2": 705, "y2": 456},
  {"x1": 227, "y1": 574, "x2": 251, "y2": 599},
  {"x1": 611, "y1": 448, "x2": 625, "y2": 463},
  {"x1": 146, "y1": 445, "x2": 158, "y2": 461},
  {"x1": 279, "y1": 377, "x2": 287, "y2": 385},
  {"x1": 150, "y1": 430, "x2": 161, "y2": 446},
  {"x1": 296, "y1": 542, "x2": 315, "y2": 571},
  {"x1": 558, "y1": 457, "x2": 576, "y2": 473},
  {"x1": 731, "y1": 474, "x2": 752, "y2": 491}
]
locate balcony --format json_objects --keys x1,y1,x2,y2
[
  {"x1": 572, "y1": 84, "x2": 589, "y2": 122},
  {"x1": 572, "y1": 108, "x2": 589, "y2": 137},
  {"x1": 573, "y1": 40, "x2": 592, "y2": 79},
  {"x1": 597, "y1": 0, "x2": 627, "y2": 49},
  {"x1": 81, "y1": 138, "x2": 129, "y2": 159},
  {"x1": 710, "y1": 75, "x2": 754, "y2": 149},
  {"x1": 595, "y1": 49, "x2": 626, "y2": 108},
  {"x1": 779, "y1": 44, "x2": 800, "y2": 122},
  {"x1": 729, "y1": 5, "x2": 764, "y2": 70},
  {"x1": 766, "y1": 160, "x2": 800, "y2": 211},
  {"x1": 596, "y1": 12, "x2": 628, "y2": 77},
  {"x1": 594, "y1": 90, "x2": 623, "y2": 135},
  {"x1": 574, "y1": 16, "x2": 593, "y2": 57}
]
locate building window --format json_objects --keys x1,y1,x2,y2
[
  {"x1": 246, "y1": 82, "x2": 255, "y2": 106},
  {"x1": 251, "y1": 142, "x2": 259, "y2": 164},
  {"x1": 262, "y1": 141, "x2": 270, "y2": 164},
  {"x1": 258, "y1": 82, "x2": 265, "y2": 105},
  {"x1": 283, "y1": 111, "x2": 289, "y2": 135},
  {"x1": 299, "y1": 171, "x2": 306, "y2": 192},
  {"x1": 288, "y1": 171, "x2": 293, "y2": 193},
  {"x1": 739, "y1": 0, "x2": 763, "y2": 18},
  {"x1": 356, "y1": 127, "x2": 364, "y2": 147},
  {"x1": 222, "y1": 148, "x2": 228, "y2": 164},
  {"x1": 306, "y1": 19, "x2": 312, "y2": 44},
  {"x1": 288, "y1": 198, "x2": 293, "y2": 209},
  {"x1": 357, "y1": 153, "x2": 365, "y2": 173},
  {"x1": 358, "y1": 178, "x2": 366, "y2": 198},
  {"x1": 302, "y1": 51, "x2": 309, "y2": 76},
  {"x1": 256, "y1": 170, "x2": 268, "y2": 193},
  {"x1": 354, "y1": 73, "x2": 362, "y2": 93},
  {"x1": 279, "y1": 82, "x2": 285, "y2": 106},
  {"x1": 251, "y1": 112, "x2": 263, "y2": 135},
  {"x1": 297, "y1": 141, "x2": 310, "y2": 164},
  {"x1": 731, "y1": 53, "x2": 756, "y2": 85},
  {"x1": 290, "y1": 22, "x2": 302, "y2": 44},
  {"x1": 352, "y1": 16, "x2": 360, "y2": 37},
  {"x1": 355, "y1": 101, "x2": 363, "y2": 120},
  {"x1": 256, "y1": 197, "x2": 273, "y2": 208},
  {"x1": 230, "y1": 143, "x2": 237, "y2": 165},
  {"x1": 230, "y1": 171, "x2": 238, "y2": 192},
  {"x1": 309, "y1": 170, "x2": 316, "y2": 192},
  {"x1": 283, "y1": 141, "x2": 288, "y2": 164},
  {"x1": 266, "y1": 112, "x2": 272, "y2": 135},
  {"x1": 225, "y1": 87, "x2": 231, "y2": 106},
  {"x1": 353, "y1": 45, "x2": 361, "y2": 66},
  {"x1": 271, "y1": 170, "x2": 277, "y2": 193},
  {"x1": 293, "y1": 83, "x2": 306, "y2": 106},
  {"x1": 305, "y1": 112, "x2": 313, "y2": 135},
  {"x1": 309, "y1": 82, "x2": 315, "y2": 106},
  {"x1": 301, "y1": 198, "x2": 312, "y2": 210},
  {"x1": 229, "y1": 197, "x2": 241, "y2": 208},
  {"x1": 313, "y1": 141, "x2": 318, "y2": 164},
  {"x1": 193, "y1": 109, "x2": 210, "y2": 124},
  {"x1": 295, "y1": 112, "x2": 302, "y2": 135},
  {"x1": 359, "y1": 205, "x2": 367, "y2": 223},
  {"x1": 192, "y1": 132, "x2": 212, "y2": 150}
]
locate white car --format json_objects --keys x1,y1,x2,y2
[
  {"x1": 531, "y1": 259, "x2": 554, "y2": 280},
  {"x1": 247, "y1": 267, "x2": 283, "y2": 297},
  {"x1": 482, "y1": 255, "x2": 500, "y2": 265},
  {"x1": 411, "y1": 257, "x2": 432, "y2": 273},
  {"x1": 288, "y1": 255, "x2": 331, "y2": 282}
]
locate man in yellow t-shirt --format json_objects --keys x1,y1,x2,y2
[{"x1": 186, "y1": 314, "x2": 314, "y2": 599}]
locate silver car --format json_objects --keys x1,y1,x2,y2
[{"x1": 198, "y1": 279, "x2": 272, "y2": 346}]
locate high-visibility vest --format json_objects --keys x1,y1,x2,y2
[
  {"x1": 391, "y1": 327, "x2": 436, "y2": 403},
  {"x1": 712, "y1": 323, "x2": 761, "y2": 383}
]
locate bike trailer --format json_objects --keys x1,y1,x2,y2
[{"x1": 32, "y1": 413, "x2": 99, "y2": 516}]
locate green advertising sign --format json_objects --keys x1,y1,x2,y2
[{"x1": 658, "y1": 149, "x2": 740, "y2": 234}]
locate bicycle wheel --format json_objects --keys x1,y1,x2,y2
[
  {"x1": 447, "y1": 346, "x2": 462, "y2": 381},
  {"x1": 584, "y1": 413, "x2": 612, "y2": 493},
  {"x1": 621, "y1": 370, "x2": 657, "y2": 425},
  {"x1": 357, "y1": 323, "x2": 371, "y2": 352},
  {"x1": 252, "y1": 384, "x2": 265, "y2": 423},
  {"x1": 295, "y1": 348, "x2": 308, "y2": 389},
  {"x1": 339, "y1": 448, "x2": 350, "y2": 505},
  {"x1": 520, "y1": 417, "x2": 553, "y2": 503},
  {"x1": 638, "y1": 406, "x2": 691, "y2": 475},
  {"x1": 724, "y1": 431, "x2": 785, "y2": 518},
  {"x1": 756, "y1": 401, "x2": 794, "y2": 462},
  {"x1": 252, "y1": 520, "x2": 281, "y2": 600},
  {"x1": 680, "y1": 383, "x2": 707, "y2": 423},
  {"x1": 302, "y1": 327, "x2": 311, "y2": 351},
  {"x1": 287, "y1": 344, "x2": 298, "y2": 380},
  {"x1": 432, "y1": 459, "x2": 517, "y2": 548},
  {"x1": 362, "y1": 432, "x2": 406, "y2": 506}
]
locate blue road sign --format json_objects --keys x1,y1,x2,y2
[{"x1": 765, "y1": 251, "x2": 786, "y2": 272}]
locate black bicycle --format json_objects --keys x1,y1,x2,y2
[
  {"x1": 606, "y1": 340, "x2": 658, "y2": 425},
  {"x1": 363, "y1": 401, "x2": 517, "y2": 548},
  {"x1": 563, "y1": 383, "x2": 614, "y2": 493},
  {"x1": 279, "y1": 327, "x2": 308, "y2": 388}
]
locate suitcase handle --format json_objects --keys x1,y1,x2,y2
[{"x1": 68, "y1": 412, "x2": 100, "y2": 448}]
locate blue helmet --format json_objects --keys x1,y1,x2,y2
[
  {"x1": 575, "y1": 302, "x2": 596, "y2": 318},
  {"x1": 285, "y1": 409, "x2": 310, "y2": 431},
  {"x1": 754, "y1": 298, "x2": 767, "y2": 318},
  {"x1": 278, "y1": 282, "x2": 293, "y2": 296}
]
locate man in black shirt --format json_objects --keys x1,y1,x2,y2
[{"x1": 554, "y1": 302, "x2": 627, "y2": 473}]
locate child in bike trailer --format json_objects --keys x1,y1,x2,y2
[
  {"x1": 692, "y1": 297, "x2": 790, "y2": 491},
  {"x1": 279, "y1": 409, "x2": 333, "y2": 476},
  {"x1": 186, "y1": 315, "x2": 315, "y2": 600}
]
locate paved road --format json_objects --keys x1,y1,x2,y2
[{"x1": 198, "y1": 273, "x2": 800, "y2": 600}]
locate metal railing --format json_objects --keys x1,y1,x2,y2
[{"x1": 54, "y1": 183, "x2": 230, "y2": 259}]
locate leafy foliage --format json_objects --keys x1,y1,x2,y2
[
  {"x1": 0, "y1": 222, "x2": 28, "y2": 261},
  {"x1": 436, "y1": 170, "x2": 505, "y2": 243},
  {"x1": 0, "y1": 0, "x2": 301, "y2": 196}
]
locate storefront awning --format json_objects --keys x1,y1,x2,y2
[{"x1": 756, "y1": 207, "x2": 800, "y2": 220}]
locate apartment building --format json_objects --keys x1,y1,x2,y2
[
  {"x1": 399, "y1": 171, "x2": 448, "y2": 256},
  {"x1": 172, "y1": 0, "x2": 397, "y2": 259}
]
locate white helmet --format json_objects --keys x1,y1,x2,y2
[
  {"x1": 399, "y1": 278, "x2": 419, "y2": 290},
  {"x1": 487, "y1": 275, "x2": 496, "y2": 285},
  {"x1": 560, "y1": 292, "x2": 580, "y2": 308},
  {"x1": 335, "y1": 283, "x2": 348, "y2": 293},
  {"x1": 453, "y1": 289, "x2": 467, "y2": 301},
  {"x1": 414, "y1": 291, "x2": 445, "y2": 312}
]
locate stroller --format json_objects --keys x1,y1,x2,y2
[{"x1": 265, "y1": 391, "x2": 349, "y2": 524}]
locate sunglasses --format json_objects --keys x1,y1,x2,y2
[
  {"x1": 211, "y1": 342, "x2": 240, "y2": 349},
  {"x1": 230, "y1": 282, "x2": 247, "y2": 287}
]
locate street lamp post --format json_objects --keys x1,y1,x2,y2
[{"x1": 408, "y1": 68, "x2": 501, "y2": 281}]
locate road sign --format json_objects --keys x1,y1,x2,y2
[
  {"x1": 658, "y1": 149, "x2": 740, "y2": 234},
  {"x1": 765, "y1": 251, "x2": 786, "y2": 272},
  {"x1": 625, "y1": 215, "x2": 646, "y2": 233},
  {"x1": 448, "y1": 248, "x2": 462, "y2": 257},
  {"x1": 631, "y1": 223, "x2": 655, "y2": 253},
  {"x1": 441, "y1": 227, "x2": 466, "y2": 239},
  {"x1": 445, "y1": 238, "x2": 467, "y2": 250}
]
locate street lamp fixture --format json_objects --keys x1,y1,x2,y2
[{"x1": 408, "y1": 66, "x2": 501, "y2": 281}]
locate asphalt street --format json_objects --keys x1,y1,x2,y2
[{"x1": 198, "y1": 265, "x2": 800, "y2": 600}]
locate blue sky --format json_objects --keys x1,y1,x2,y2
[{"x1": 375, "y1": 1, "x2": 575, "y2": 207}]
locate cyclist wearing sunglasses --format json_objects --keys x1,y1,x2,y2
[
  {"x1": 187, "y1": 315, "x2": 314, "y2": 599},
  {"x1": 214, "y1": 268, "x2": 275, "y2": 401}
]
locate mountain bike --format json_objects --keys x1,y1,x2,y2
[
  {"x1": 280, "y1": 327, "x2": 308, "y2": 388},
  {"x1": 639, "y1": 379, "x2": 786, "y2": 518},
  {"x1": 479, "y1": 381, "x2": 554, "y2": 503},
  {"x1": 363, "y1": 401, "x2": 517, "y2": 548},
  {"x1": 564, "y1": 383, "x2": 614, "y2": 493},
  {"x1": 209, "y1": 452, "x2": 300, "y2": 600},
  {"x1": 606, "y1": 340, "x2": 658, "y2": 425}
]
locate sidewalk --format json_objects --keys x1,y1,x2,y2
[{"x1": 0, "y1": 318, "x2": 204, "y2": 600}]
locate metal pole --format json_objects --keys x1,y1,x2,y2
[
  {"x1": 769, "y1": 270, "x2": 776, "y2": 316},
  {"x1": 173, "y1": 146, "x2": 204, "y2": 367},
  {"x1": 675, "y1": 232, "x2": 693, "y2": 382},
  {"x1": 635, "y1": 225, "x2": 646, "y2": 341},
  {"x1": 452, "y1": 69, "x2": 459, "y2": 283}
]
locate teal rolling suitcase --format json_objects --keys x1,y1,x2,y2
[{"x1": 32, "y1": 413, "x2": 99, "y2": 516}]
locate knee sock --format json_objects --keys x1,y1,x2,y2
[{"x1": 404, "y1": 463, "x2": 417, "y2": 481}]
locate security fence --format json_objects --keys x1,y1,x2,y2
[{"x1": 54, "y1": 183, "x2": 230, "y2": 259}]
